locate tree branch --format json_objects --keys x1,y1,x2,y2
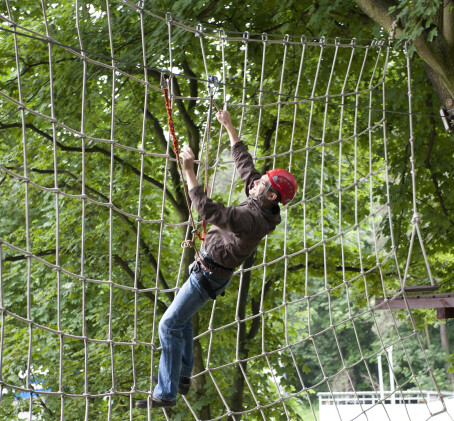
[
  {"x1": 144, "y1": 109, "x2": 187, "y2": 222},
  {"x1": 424, "y1": 99, "x2": 454, "y2": 227},
  {"x1": 354, "y1": 0, "x2": 454, "y2": 105},
  {"x1": 113, "y1": 254, "x2": 168, "y2": 313},
  {"x1": 196, "y1": 0, "x2": 221, "y2": 22},
  {"x1": 354, "y1": 0, "x2": 402, "y2": 36},
  {"x1": 2, "y1": 249, "x2": 56, "y2": 262},
  {"x1": 0, "y1": 58, "x2": 77, "y2": 90},
  {"x1": 181, "y1": 58, "x2": 198, "y2": 113},
  {"x1": 7, "y1": 165, "x2": 173, "y2": 294},
  {"x1": 0, "y1": 121, "x2": 181, "y2": 211},
  {"x1": 172, "y1": 76, "x2": 201, "y2": 154},
  {"x1": 63, "y1": 179, "x2": 172, "y2": 294},
  {"x1": 29, "y1": 382, "x2": 54, "y2": 417},
  {"x1": 247, "y1": 278, "x2": 273, "y2": 341},
  {"x1": 444, "y1": 0, "x2": 454, "y2": 51}
]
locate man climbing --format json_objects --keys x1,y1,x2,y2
[{"x1": 136, "y1": 110, "x2": 297, "y2": 409}]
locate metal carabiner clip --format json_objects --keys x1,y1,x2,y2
[{"x1": 160, "y1": 72, "x2": 169, "y2": 89}]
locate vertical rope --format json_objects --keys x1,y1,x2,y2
[
  {"x1": 338, "y1": 39, "x2": 356, "y2": 307},
  {"x1": 402, "y1": 42, "x2": 435, "y2": 289},
  {"x1": 40, "y1": 3, "x2": 65, "y2": 418},
  {"x1": 260, "y1": 34, "x2": 292, "y2": 418},
  {"x1": 379, "y1": 35, "x2": 403, "y2": 300},
  {"x1": 209, "y1": 30, "x2": 227, "y2": 200},
  {"x1": 303, "y1": 37, "x2": 324, "y2": 299},
  {"x1": 104, "y1": 2, "x2": 116, "y2": 417},
  {"x1": 0, "y1": 244, "x2": 4, "y2": 402},
  {"x1": 252, "y1": 33, "x2": 268, "y2": 157},
  {"x1": 238, "y1": 31, "x2": 249, "y2": 137},
  {"x1": 345, "y1": 38, "x2": 387, "y2": 415},
  {"x1": 196, "y1": 23, "x2": 218, "y2": 241},
  {"x1": 364, "y1": 39, "x2": 386, "y2": 305},
  {"x1": 4, "y1": 0, "x2": 34, "y2": 416},
  {"x1": 345, "y1": 38, "x2": 384, "y2": 413},
  {"x1": 284, "y1": 35, "x2": 318, "y2": 418},
  {"x1": 130, "y1": 2, "x2": 149, "y2": 418},
  {"x1": 353, "y1": 44, "x2": 370, "y2": 301},
  {"x1": 300, "y1": 37, "x2": 331, "y2": 419},
  {"x1": 74, "y1": 0, "x2": 90, "y2": 416}
]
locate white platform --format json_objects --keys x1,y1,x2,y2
[{"x1": 318, "y1": 391, "x2": 454, "y2": 421}]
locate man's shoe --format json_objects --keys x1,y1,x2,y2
[
  {"x1": 152, "y1": 375, "x2": 191, "y2": 396},
  {"x1": 178, "y1": 377, "x2": 191, "y2": 395},
  {"x1": 136, "y1": 396, "x2": 176, "y2": 409}
]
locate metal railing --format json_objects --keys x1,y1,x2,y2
[{"x1": 318, "y1": 391, "x2": 454, "y2": 406}]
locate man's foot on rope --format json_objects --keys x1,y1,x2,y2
[
  {"x1": 136, "y1": 396, "x2": 176, "y2": 409},
  {"x1": 179, "y1": 376, "x2": 191, "y2": 395},
  {"x1": 152, "y1": 375, "x2": 191, "y2": 395}
]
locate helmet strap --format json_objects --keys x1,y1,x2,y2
[{"x1": 249, "y1": 183, "x2": 275, "y2": 204}]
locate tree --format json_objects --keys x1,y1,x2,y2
[
  {"x1": 354, "y1": 0, "x2": 454, "y2": 113},
  {"x1": 0, "y1": 1, "x2": 453, "y2": 420}
]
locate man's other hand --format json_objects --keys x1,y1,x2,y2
[
  {"x1": 216, "y1": 110, "x2": 232, "y2": 127},
  {"x1": 181, "y1": 145, "x2": 195, "y2": 172}
]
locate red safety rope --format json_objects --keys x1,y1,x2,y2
[{"x1": 162, "y1": 76, "x2": 206, "y2": 243}]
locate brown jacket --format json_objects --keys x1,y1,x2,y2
[{"x1": 189, "y1": 141, "x2": 281, "y2": 276}]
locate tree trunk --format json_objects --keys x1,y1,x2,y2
[
  {"x1": 422, "y1": 47, "x2": 454, "y2": 111},
  {"x1": 440, "y1": 322, "x2": 454, "y2": 388},
  {"x1": 193, "y1": 312, "x2": 212, "y2": 419},
  {"x1": 354, "y1": 0, "x2": 454, "y2": 108},
  {"x1": 440, "y1": 322, "x2": 450, "y2": 353},
  {"x1": 228, "y1": 252, "x2": 257, "y2": 421},
  {"x1": 425, "y1": 320, "x2": 431, "y2": 347}
]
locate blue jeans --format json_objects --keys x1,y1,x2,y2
[{"x1": 153, "y1": 262, "x2": 231, "y2": 401}]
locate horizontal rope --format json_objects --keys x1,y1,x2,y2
[{"x1": 0, "y1": 23, "x2": 444, "y2": 120}]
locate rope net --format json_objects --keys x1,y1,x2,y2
[{"x1": 0, "y1": 1, "x2": 452, "y2": 420}]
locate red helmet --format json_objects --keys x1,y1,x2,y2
[{"x1": 266, "y1": 169, "x2": 298, "y2": 205}]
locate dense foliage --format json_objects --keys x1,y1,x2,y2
[{"x1": 0, "y1": 1, "x2": 453, "y2": 420}]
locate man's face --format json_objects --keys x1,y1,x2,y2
[{"x1": 249, "y1": 174, "x2": 271, "y2": 199}]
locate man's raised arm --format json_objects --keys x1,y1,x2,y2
[{"x1": 216, "y1": 110, "x2": 261, "y2": 194}]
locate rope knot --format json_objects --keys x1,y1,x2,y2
[
  {"x1": 411, "y1": 213, "x2": 421, "y2": 225},
  {"x1": 181, "y1": 240, "x2": 194, "y2": 249}
]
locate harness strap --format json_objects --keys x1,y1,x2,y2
[
  {"x1": 192, "y1": 261, "x2": 224, "y2": 300},
  {"x1": 198, "y1": 273, "x2": 218, "y2": 300}
]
